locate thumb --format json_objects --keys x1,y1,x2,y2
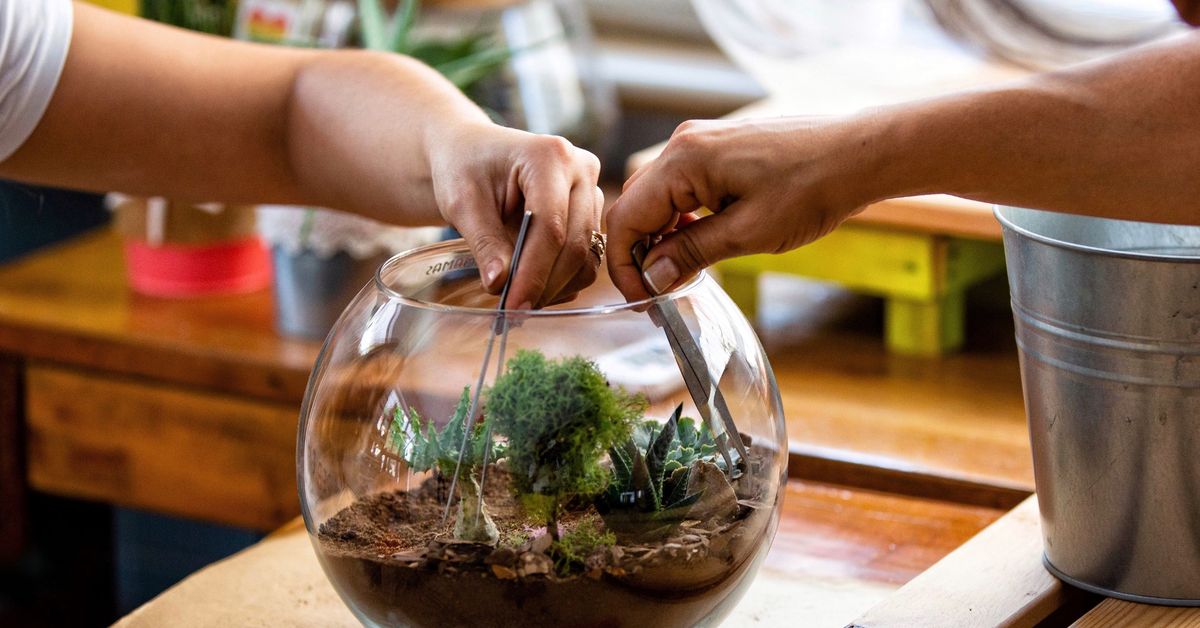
[
  {"x1": 639, "y1": 209, "x2": 747, "y2": 295},
  {"x1": 446, "y1": 187, "x2": 513, "y2": 294}
]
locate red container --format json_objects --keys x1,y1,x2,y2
[{"x1": 123, "y1": 237, "x2": 272, "y2": 297}]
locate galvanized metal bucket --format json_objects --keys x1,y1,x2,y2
[{"x1": 996, "y1": 206, "x2": 1200, "y2": 606}]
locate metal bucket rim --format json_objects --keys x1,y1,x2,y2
[{"x1": 994, "y1": 205, "x2": 1200, "y2": 264}]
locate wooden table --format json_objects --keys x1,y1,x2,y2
[
  {"x1": 851, "y1": 497, "x2": 1200, "y2": 627},
  {"x1": 114, "y1": 495, "x2": 1200, "y2": 626},
  {"x1": 0, "y1": 230, "x2": 320, "y2": 562},
  {"x1": 113, "y1": 480, "x2": 1004, "y2": 627},
  {"x1": 0, "y1": 232, "x2": 1028, "y2": 625}
]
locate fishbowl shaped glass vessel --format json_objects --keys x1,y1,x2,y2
[{"x1": 298, "y1": 240, "x2": 787, "y2": 627}]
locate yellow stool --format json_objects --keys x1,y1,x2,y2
[{"x1": 717, "y1": 223, "x2": 1006, "y2": 356}]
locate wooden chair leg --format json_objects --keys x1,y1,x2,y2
[{"x1": 885, "y1": 291, "x2": 966, "y2": 356}]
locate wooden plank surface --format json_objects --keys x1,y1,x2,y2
[
  {"x1": 115, "y1": 480, "x2": 1004, "y2": 627},
  {"x1": 759, "y1": 277, "x2": 1033, "y2": 495},
  {"x1": 789, "y1": 448, "x2": 1030, "y2": 511},
  {"x1": 0, "y1": 231, "x2": 318, "y2": 403},
  {"x1": 772, "y1": 481, "x2": 1002, "y2": 585},
  {"x1": 25, "y1": 363, "x2": 300, "y2": 530},
  {"x1": 1073, "y1": 600, "x2": 1200, "y2": 627},
  {"x1": 849, "y1": 496, "x2": 1063, "y2": 628}
]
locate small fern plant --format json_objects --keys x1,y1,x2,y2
[
  {"x1": 387, "y1": 386, "x2": 505, "y2": 544},
  {"x1": 596, "y1": 404, "x2": 719, "y2": 539}
]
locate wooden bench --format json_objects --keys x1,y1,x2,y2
[{"x1": 0, "y1": 231, "x2": 319, "y2": 560}]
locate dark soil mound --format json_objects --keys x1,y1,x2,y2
[{"x1": 315, "y1": 466, "x2": 773, "y2": 627}]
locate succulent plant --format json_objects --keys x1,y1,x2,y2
[
  {"x1": 630, "y1": 405, "x2": 721, "y2": 475},
  {"x1": 142, "y1": 0, "x2": 236, "y2": 36},
  {"x1": 388, "y1": 386, "x2": 504, "y2": 474},
  {"x1": 596, "y1": 404, "x2": 718, "y2": 539}
]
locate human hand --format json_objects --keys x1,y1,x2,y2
[
  {"x1": 426, "y1": 123, "x2": 603, "y2": 309},
  {"x1": 605, "y1": 116, "x2": 881, "y2": 302}
]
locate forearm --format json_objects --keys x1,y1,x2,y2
[
  {"x1": 867, "y1": 32, "x2": 1200, "y2": 225},
  {"x1": 0, "y1": 3, "x2": 601, "y2": 308},
  {"x1": 0, "y1": 3, "x2": 307, "y2": 203},
  {"x1": 285, "y1": 50, "x2": 491, "y2": 226},
  {"x1": 0, "y1": 2, "x2": 487, "y2": 227}
]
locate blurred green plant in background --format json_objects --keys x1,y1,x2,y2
[
  {"x1": 358, "y1": 0, "x2": 516, "y2": 94},
  {"x1": 141, "y1": 0, "x2": 238, "y2": 36}
]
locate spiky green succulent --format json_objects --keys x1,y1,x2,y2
[
  {"x1": 596, "y1": 404, "x2": 719, "y2": 538},
  {"x1": 629, "y1": 405, "x2": 721, "y2": 475},
  {"x1": 358, "y1": 0, "x2": 515, "y2": 93}
]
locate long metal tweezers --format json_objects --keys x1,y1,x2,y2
[
  {"x1": 442, "y1": 210, "x2": 533, "y2": 525},
  {"x1": 631, "y1": 241, "x2": 748, "y2": 476}
]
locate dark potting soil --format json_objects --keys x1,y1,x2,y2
[{"x1": 315, "y1": 466, "x2": 774, "y2": 627}]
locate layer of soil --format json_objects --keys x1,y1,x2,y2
[{"x1": 316, "y1": 462, "x2": 775, "y2": 627}]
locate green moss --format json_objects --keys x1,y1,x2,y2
[
  {"x1": 500, "y1": 530, "x2": 529, "y2": 550},
  {"x1": 487, "y1": 350, "x2": 646, "y2": 538},
  {"x1": 550, "y1": 515, "x2": 615, "y2": 576}
]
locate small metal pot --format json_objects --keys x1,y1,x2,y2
[
  {"x1": 271, "y1": 246, "x2": 386, "y2": 340},
  {"x1": 997, "y1": 206, "x2": 1200, "y2": 606}
]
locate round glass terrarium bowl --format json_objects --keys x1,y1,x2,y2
[{"x1": 298, "y1": 240, "x2": 786, "y2": 627}]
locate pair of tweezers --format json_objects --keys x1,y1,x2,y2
[
  {"x1": 444, "y1": 210, "x2": 533, "y2": 525},
  {"x1": 631, "y1": 241, "x2": 748, "y2": 476}
]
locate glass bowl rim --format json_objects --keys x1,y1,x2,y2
[{"x1": 373, "y1": 238, "x2": 708, "y2": 317}]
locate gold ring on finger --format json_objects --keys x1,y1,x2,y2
[{"x1": 589, "y1": 230, "x2": 607, "y2": 263}]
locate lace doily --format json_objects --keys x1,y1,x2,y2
[{"x1": 256, "y1": 206, "x2": 443, "y2": 260}]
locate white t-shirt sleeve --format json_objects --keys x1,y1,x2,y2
[{"x1": 0, "y1": 0, "x2": 73, "y2": 162}]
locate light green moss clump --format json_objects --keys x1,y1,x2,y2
[
  {"x1": 550, "y1": 515, "x2": 616, "y2": 576},
  {"x1": 487, "y1": 350, "x2": 646, "y2": 539}
]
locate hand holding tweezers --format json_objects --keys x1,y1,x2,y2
[{"x1": 631, "y1": 241, "x2": 748, "y2": 476}]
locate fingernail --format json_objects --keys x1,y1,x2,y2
[
  {"x1": 482, "y1": 259, "x2": 503, "y2": 289},
  {"x1": 643, "y1": 257, "x2": 680, "y2": 294},
  {"x1": 515, "y1": 301, "x2": 533, "y2": 311}
]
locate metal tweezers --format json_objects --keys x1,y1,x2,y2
[
  {"x1": 444, "y1": 210, "x2": 533, "y2": 524},
  {"x1": 631, "y1": 241, "x2": 748, "y2": 477}
]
